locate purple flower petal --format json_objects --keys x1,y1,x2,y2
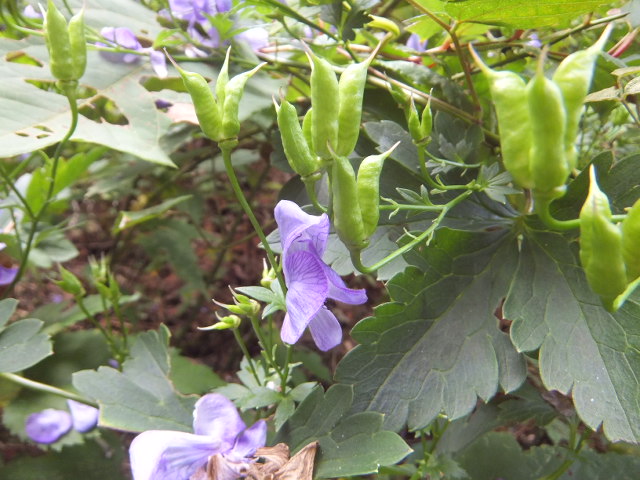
[
  {"x1": 282, "y1": 250, "x2": 328, "y2": 344},
  {"x1": 216, "y1": 0, "x2": 232, "y2": 13},
  {"x1": 236, "y1": 27, "x2": 269, "y2": 52},
  {"x1": 323, "y1": 265, "x2": 367, "y2": 305},
  {"x1": 67, "y1": 400, "x2": 99, "y2": 433},
  {"x1": 23, "y1": 5, "x2": 42, "y2": 19},
  {"x1": 130, "y1": 430, "x2": 223, "y2": 480},
  {"x1": 25, "y1": 409, "x2": 72, "y2": 444},
  {"x1": 275, "y1": 200, "x2": 329, "y2": 255},
  {"x1": 192, "y1": 394, "x2": 245, "y2": 445},
  {"x1": 228, "y1": 420, "x2": 267, "y2": 461},
  {"x1": 308, "y1": 307, "x2": 342, "y2": 351},
  {"x1": 406, "y1": 33, "x2": 428, "y2": 52},
  {"x1": 150, "y1": 50, "x2": 168, "y2": 78},
  {"x1": 101, "y1": 27, "x2": 142, "y2": 51},
  {"x1": 0, "y1": 266, "x2": 18, "y2": 286}
]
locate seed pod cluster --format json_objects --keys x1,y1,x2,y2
[{"x1": 43, "y1": 0, "x2": 86, "y2": 83}]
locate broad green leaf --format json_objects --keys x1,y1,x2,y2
[
  {"x1": 73, "y1": 326, "x2": 197, "y2": 432},
  {"x1": 336, "y1": 228, "x2": 526, "y2": 431},
  {"x1": 505, "y1": 227, "x2": 640, "y2": 443},
  {"x1": 276, "y1": 385, "x2": 411, "y2": 478},
  {"x1": 0, "y1": 300, "x2": 52, "y2": 373},
  {"x1": 169, "y1": 349, "x2": 225, "y2": 395},
  {"x1": 29, "y1": 227, "x2": 79, "y2": 268},
  {"x1": 0, "y1": 37, "x2": 174, "y2": 166},
  {"x1": 414, "y1": 0, "x2": 614, "y2": 28},
  {"x1": 457, "y1": 432, "x2": 640, "y2": 479},
  {"x1": 112, "y1": 195, "x2": 192, "y2": 233}
]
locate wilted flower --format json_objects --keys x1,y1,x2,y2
[
  {"x1": 274, "y1": 200, "x2": 367, "y2": 351},
  {"x1": 25, "y1": 400, "x2": 99, "y2": 444},
  {"x1": 129, "y1": 393, "x2": 266, "y2": 480},
  {"x1": 98, "y1": 27, "x2": 167, "y2": 78}
]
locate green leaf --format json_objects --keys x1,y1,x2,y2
[
  {"x1": 414, "y1": 0, "x2": 614, "y2": 28},
  {"x1": 505, "y1": 227, "x2": 640, "y2": 443},
  {"x1": 73, "y1": 326, "x2": 197, "y2": 432},
  {"x1": 112, "y1": 195, "x2": 192, "y2": 233},
  {"x1": 0, "y1": 299, "x2": 52, "y2": 373},
  {"x1": 169, "y1": 349, "x2": 225, "y2": 395},
  {"x1": 276, "y1": 385, "x2": 411, "y2": 478},
  {"x1": 336, "y1": 228, "x2": 526, "y2": 431}
]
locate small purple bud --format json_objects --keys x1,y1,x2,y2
[
  {"x1": 406, "y1": 33, "x2": 428, "y2": 53},
  {"x1": 23, "y1": 5, "x2": 42, "y2": 19},
  {"x1": 67, "y1": 400, "x2": 99, "y2": 433},
  {"x1": 0, "y1": 266, "x2": 18, "y2": 286},
  {"x1": 527, "y1": 33, "x2": 542, "y2": 48},
  {"x1": 25, "y1": 409, "x2": 72, "y2": 444}
]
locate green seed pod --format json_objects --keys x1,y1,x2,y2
[
  {"x1": 331, "y1": 155, "x2": 368, "y2": 251},
  {"x1": 67, "y1": 8, "x2": 86, "y2": 81},
  {"x1": 356, "y1": 142, "x2": 399, "y2": 237},
  {"x1": 470, "y1": 46, "x2": 533, "y2": 189},
  {"x1": 56, "y1": 265, "x2": 86, "y2": 297},
  {"x1": 336, "y1": 59, "x2": 370, "y2": 156},
  {"x1": 527, "y1": 64, "x2": 568, "y2": 197},
  {"x1": 220, "y1": 63, "x2": 265, "y2": 140},
  {"x1": 622, "y1": 198, "x2": 640, "y2": 282},
  {"x1": 44, "y1": 0, "x2": 73, "y2": 81},
  {"x1": 302, "y1": 107, "x2": 314, "y2": 154},
  {"x1": 552, "y1": 25, "x2": 611, "y2": 170},
  {"x1": 406, "y1": 99, "x2": 422, "y2": 143},
  {"x1": 579, "y1": 166, "x2": 627, "y2": 311},
  {"x1": 216, "y1": 48, "x2": 231, "y2": 113},
  {"x1": 276, "y1": 99, "x2": 320, "y2": 177},
  {"x1": 174, "y1": 64, "x2": 222, "y2": 141},
  {"x1": 308, "y1": 51, "x2": 339, "y2": 159}
]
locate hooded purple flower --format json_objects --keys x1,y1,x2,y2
[
  {"x1": 129, "y1": 393, "x2": 266, "y2": 480},
  {"x1": 98, "y1": 27, "x2": 167, "y2": 78},
  {"x1": 168, "y1": 0, "x2": 231, "y2": 48},
  {"x1": 25, "y1": 400, "x2": 99, "y2": 444},
  {"x1": 274, "y1": 200, "x2": 367, "y2": 351},
  {"x1": 406, "y1": 33, "x2": 428, "y2": 53}
]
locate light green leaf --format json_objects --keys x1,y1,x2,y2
[
  {"x1": 73, "y1": 326, "x2": 197, "y2": 432},
  {"x1": 169, "y1": 349, "x2": 225, "y2": 395},
  {"x1": 414, "y1": 0, "x2": 614, "y2": 28},
  {"x1": 336, "y1": 228, "x2": 526, "y2": 431},
  {"x1": 276, "y1": 385, "x2": 411, "y2": 478},
  {"x1": 0, "y1": 299, "x2": 52, "y2": 373},
  {"x1": 505, "y1": 228, "x2": 640, "y2": 443}
]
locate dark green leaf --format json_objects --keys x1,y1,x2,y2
[
  {"x1": 336, "y1": 228, "x2": 526, "y2": 431},
  {"x1": 73, "y1": 326, "x2": 196, "y2": 432},
  {"x1": 505, "y1": 228, "x2": 640, "y2": 443}
]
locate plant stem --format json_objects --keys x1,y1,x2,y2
[
  {"x1": 221, "y1": 143, "x2": 287, "y2": 294},
  {"x1": 232, "y1": 328, "x2": 261, "y2": 385},
  {"x1": 0, "y1": 372, "x2": 98, "y2": 407},
  {"x1": 351, "y1": 190, "x2": 473, "y2": 274}
]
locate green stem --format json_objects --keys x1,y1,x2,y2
[
  {"x1": 232, "y1": 328, "x2": 261, "y2": 385},
  {"x1": 279, "y1": 345, "x2": 293, "y2": 389},
  {"x1": 1, "y1": 86, "x2": 79, "y2": 299},
  {"x1": 379, "y1": 204, "x2": 443, "y2": 212},
  {"x1": 352, "y1": 190, "x2": 473, "y2": 274},
  {"x1": 304, "y1": 180, "x2": 327, "y2": 213},
  {"x1": 0, "y1": 372, "x2": 98, "y2": 408},
  {"x1": 249, "y1": 313, "x2": 283, "y2": 378},
  {"x1": 221, "y1": 143, "x2": 287, "y2": 294},
  {"x1": 76, "y1": 296, "x2": 119, "y2": 359}
]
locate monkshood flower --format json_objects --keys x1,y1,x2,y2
[
  {"x1": 25, "y1": 400, "x2": 99, "y2": 444},
  {"x1": 98, "y1": 27, "x2": 167, "y2": 78},
  {"x1": 274, "y1": 200, "x2": 367, "y2": 351},
  {"x1": 169, "y1": 0, "x2": 231, "y2": 48},
  {"x1": 129, "y1": 393, "x2": 266, "y2": 480}
]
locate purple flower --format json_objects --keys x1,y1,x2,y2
[
  {"x1": 0, "y1": 243, "x2": 17, "y2": 286},
  {"x1": 169, "y1": 0, "x2": 231, "y2": 48},
  {"x1": 25, "y1": 409, "x2": 72, "y2": 444},
  {"x1": 274, "y1": 200, "x2": 367, "y2": 351},
  {"x1": 98, "y1": 27, "x2": 167, "y2": 77},
  {"x1": 129, "y1": 393, "x2": 266, "y2": 480},
  {"x1": 527, "y1": 33, "x2": 542, "y2": 48},
  {"x1": 23, "y1": 5, "x2": 42, "y2": 19},
  {"x1": 25, "y1": 400, "x2": 98, "y2": 444},
  {"x1": 406, "y1": 33, "x2": 428, "y2": 53},
  {"x1": 236, "y1": 27, "x2": 269, "y2": 52}
]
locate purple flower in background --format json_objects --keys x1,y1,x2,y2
[
  {"x1": 169, "y1": 0, "x2": 232, "y2": 48},
  {"x1": 527, "y1": 33, "x2": 542, "y2": 48},
  {"x1": 236, "y1": 26, "x2": 269, "y2": 52},
  {"x1": 129, "y1": 393, "x2": 266, "y2": 480},
  {"x1": 274, "y1": 200, "x2": 367, "y2": 351},
  {"x1": 98, "y1": 27, "x2": 168, "y2": 78},
  {"x1": 25, "y1": 409, "x2": 72, "y2": 444},
  {"x1": 25, "y1": 400, "x2": 98, "y2": 444},
  {"x1": 23, "y1": 5, "x2": 42, "y2": 19},
  {"x1": 406, "y1": 33, "x2": 428, "y2": 52}
]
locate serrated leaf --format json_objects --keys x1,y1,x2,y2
[
  {"x1": 335, "y1": 228, "x2": 526, "y2": 431},
  {"x1": 73, "y1": 327, "x2": 196, "y2": 432},
  {"x1": 0, "y1": 309, "x2": 52, "y2": 373},
  {"x1": 276, "y1": 385, "x2": 411, "y2": 478},
  {"x1": 505, "y1": 228, "x2": 640, "y2": 443}
]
